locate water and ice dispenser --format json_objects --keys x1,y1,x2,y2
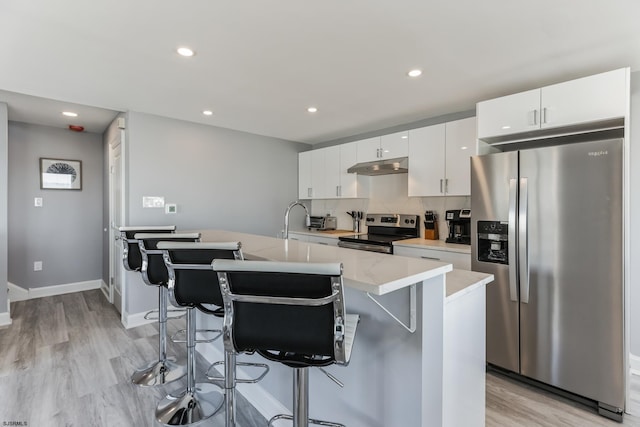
[{"x1": 476, "y1": 221, "x2": 509, "y2": 264}]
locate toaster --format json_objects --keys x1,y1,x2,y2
[{"x1": 309, "y1": 216, "x2": 337, "y2": 231}]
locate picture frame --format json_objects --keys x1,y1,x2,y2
[{"x1": 40, "y1": 158, "x2": 82, "y2": 190}]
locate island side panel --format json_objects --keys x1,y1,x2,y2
[{"x1": 443, "y1": 284, "x2": 486, "y2": 427}]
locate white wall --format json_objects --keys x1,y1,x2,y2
[
  {"x1": 123, "y1": 112, "x2": 307, "y2": 315},
  {"x1": 0, "y1": 103, "x2": 8, "y2": 320}
]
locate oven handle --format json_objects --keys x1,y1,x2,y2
[{"x1": 338, "y1": 241, "x2": 392, "y2": 254}]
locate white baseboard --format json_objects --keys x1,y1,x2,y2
[
  {"x1": 630, "y1": 353, "x2": 640, "y2": 376},
  {"x1": 8, "y1": 282, "x2": 29, "y2": 302},
  {"x1": 122, "y1": 310, "x2": 155, "y2": 329},
  {"x1": 27, "y1": 279, "x2": 102, "y2": 300},
  {"x1": 197, "y1": 341, "x2": 289, "y2": 422}
]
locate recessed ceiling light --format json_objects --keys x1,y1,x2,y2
[
  {"x1": 401, "y1": 135, "x2": 408, "y2": 139},
  {"x1": 407, "y1": 69, "x2": 422, "y2": 78},
  {"x1": 62, "y1": 111, "x2": 78, "y2": 117},
  {"x1": 501, "y1": 125, "x2": 511, "y2": 130},
  {"x1": 461, "y1": 146, "x2": 468, "y2": 150},
  {"x1": 307, "y1": 107, "x2": 318, "y2": 113},
  {"x1": 177, "y1": 47, "x2": 195, "y2": 57},
  {"x1": 202, "y1": 110, "x2": 213, "y2": 116}
]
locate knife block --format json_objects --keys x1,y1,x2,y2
[{"x1": 424, "y1": 221, "x2": 439, "y2": 240}]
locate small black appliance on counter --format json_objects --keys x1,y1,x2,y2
[{"x1": 445, "y1": 209, "x2": 471, "y2": 245}]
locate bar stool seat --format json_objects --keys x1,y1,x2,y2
[
  {"x1": 131, "y1": 232, "x2": 201, "y2": 387},
  {"x1": 212, "y1": 259, "x2": 359, "y2": 427}
]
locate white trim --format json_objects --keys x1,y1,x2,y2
[
  {"x1": 8, "y1": 280, "x2": 102, "y2": 301},
  {"x1": 197, "y1": 341, "x2": 289, "y2": 421},
  {"x1": 8, "y1": 282, "x2": 29, "y2": 302},
  {"x1": 121, "y1": 310, "x2": 155, "y2": 329},
  {"x1": 630, "y1": 353, "x2": 640, "y2": 376},
  {"x1": 28, "y1": 279, "x2": 102, "y2": 300}
]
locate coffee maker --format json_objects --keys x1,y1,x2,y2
[{"x1": 445, "y1": 209, "x2": 471, "y2": 244}]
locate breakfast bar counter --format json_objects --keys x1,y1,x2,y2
[{"x1": 195, "y1": 230, "x2": 493, "y2": 427}]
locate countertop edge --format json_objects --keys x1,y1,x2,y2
[{"x1": 445, "y1": 269, "x2": 494, "y2": 302}]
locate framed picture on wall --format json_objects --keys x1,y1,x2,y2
[{"x1": 40, "y1": 158, "x2": 82, "y2": 190}]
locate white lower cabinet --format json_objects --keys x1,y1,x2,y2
[
  {"x1": 286, "y1": 232, "x2": 338, "y2": 247},
  {"x1": 394, "y1": 245, "x2": 471, "y2": 270}
]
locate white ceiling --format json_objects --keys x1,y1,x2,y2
[{"x1": 1, "y1": 0, "x2": 639, "y2": 143}]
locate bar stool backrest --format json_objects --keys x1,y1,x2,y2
[
  {"x1": 213, "y1": 260, "x2": 349, "y2": 367},
  {"x1": 135, "y1": 233, "x2": 200, "y2": 286},
  {"x1": 119, "y1": 226, "x2": 176, "y2": 271},
  {"x1": 157, "y1": 241, "x2": 243, "y2": 310}
]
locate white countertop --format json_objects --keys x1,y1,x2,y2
[
  {"x1": 288, "y1": 229, "x2": 361, "y2": 238},
  {"x1": 196, "y1": 230, "x2": 492, "y2": 298},
  {"x1": 198, "y1": 229, "x2": 453, "y2": 295},
  {"x1": 394, "y1": 238, "x2": 472, "y2": 254}
]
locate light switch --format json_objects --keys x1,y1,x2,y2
[
  {"x1": 34, "y1": 197, "x2": 43, "y2": 207},
  {"x1": 142, "y1": 196, "x2": 165, "y2": 208},
  {"x1": 165, "y1": 204, "x2": 177, "y2": 214}
]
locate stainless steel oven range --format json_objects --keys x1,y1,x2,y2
[{"x1": 338, "y1": 213, "x2": 420, "y2": 254}]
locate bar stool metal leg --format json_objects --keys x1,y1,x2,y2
[
  {"x1": 224, "y1": 349, "x2": 237, "y2": 427},
  {"x1": 156, "y1": 308, "x2": 224, "y2": 425},
  {"x1": 268, "y1": 368, "x2": 345, "y2": 427},
  {"x1": 132, "y1": 286, "x2": 186, "y2": 386}
]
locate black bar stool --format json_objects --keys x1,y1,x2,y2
[
  {"x1": 118, "y1": 225, "x2": 176, "y2": 271},
  {"x1": 212, "y1": 260, "x2": 359, "y2": 427},
  {"x1": 155, "y1": 241, "x2": 269, "y2": 426},
  {"x1": 131, "y1": 232, "x2": 201, "y2": 387}
]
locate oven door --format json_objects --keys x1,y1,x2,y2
[{"x1": 338, "y1": 240, "x2": 392, "y2": 254}]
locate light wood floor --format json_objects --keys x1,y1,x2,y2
[{"x1": 1, "y1": 290, "x2": 639, "y2": 427}]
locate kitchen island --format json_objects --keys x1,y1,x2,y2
[{"x1": 194, "y1": 230, "x2": 493, "y2": 427}]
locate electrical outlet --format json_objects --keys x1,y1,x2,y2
[
  {"x1": 165, "y1": 203, "x2": 177, "y2": 214},
  {"x1": 34, "y1": 261, "x2": 43, "y2": 271},
  {"x1": 34, "y1": 197, "x2": 43, "y2": 207}
]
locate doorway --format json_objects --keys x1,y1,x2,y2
[{"x1": 106, "y1": 120, "x2": 125, "y2": 316}]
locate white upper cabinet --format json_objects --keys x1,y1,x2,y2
[
  {"x1": 408, "y1": 117, "x2": 476, "y2": 197},
  {"x1": 445, "y1": 117, "x2": 476, "y2": 196},
  {"x1": 298, "y1": 143, "x2": 367, "y2": 200},
  {"x1": 356, "y1": 133, "x2": 408, "y2": 163},
  {"x1": 477, "y1": 68, "x2": 628, "y2": 140},
  {"x1": 408, "y1": 124, "x2": 445, "y2": 197},
  {"x1": 380, "y1": 131, "x2": 409, "y2": 159},
  {"x1": 298, "y1": 151, "x2": 313, "y2": 199}
]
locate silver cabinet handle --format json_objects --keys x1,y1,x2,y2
[
  {"x1": 336, "y1": 186, "x2": 340, "y2": 197},
  {"x1": 445, "y1": 178, "x2": 449, "y2": 194},
  {"x1": 308, "y1": 187, "x2": 312, "y2": 198},
  {"x1": 533, "y1": 109, "x2": 538, "y2": 125},
  {"x1": 519, "y1": 177, "x2": 529, "y2": 304},
  {"x1": 420, "y1": 256, "x2": 440, "y2": 261},
  {"x1": 316, "y1": 242, "x2": 329, "y2": 246},
  {"x1": 508, "y1": 178, "x2": 518, "y2": 302},
  {"x1": 440, "y1": 179, "x2": 443, "y2": 194},
  {"x1": 542, "y1": 107, "x2": 548, "y2": 124}
]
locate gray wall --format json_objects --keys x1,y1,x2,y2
[
  {"x1": 630, "y1": 71, "x2": 640, "y2": 357},
  {"x1": 123, "y1": 112, "x2": 307, "y2": 314},
  {"x1": 7, "y1": 122, "x2": 103, "y2": 288},
  {"x1": 0, "y1": 104, "x2": 7, "y2": 315}
]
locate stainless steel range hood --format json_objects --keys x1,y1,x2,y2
[{"x1": 347, "y1": 157, "x2": 408, "y2": 176}]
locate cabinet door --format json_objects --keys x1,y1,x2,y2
[
  {"x1": 298, "y1": 151, "x2": 312, "y2": 199},
  {"x1": 380, "y1": 131, "x2": 409, "y2": 159},
  {"x1": 324, "y1": 146, "x2": 341, "y2": 198},
  {"x1": 310, "y1": 149, "x2": 326, "y2": 199},
  {"x1": 339, "y1": 142, "x2": 360, "y2": 198},
  {"x1": 445, "y1": 117, "x2": 476, "y2": 196},
  {"x1": 541, "y1": 68, "x2": 627, "y2": 130},
  {"x1": 408, "y1": 124, "x2": 445, "y2": 197},
  {"x1": 476, "y1": 89, "x2": 541, "y2": 139},
  {"x1": 356, "y1": 137, "x2": 382, "y2": 163}
]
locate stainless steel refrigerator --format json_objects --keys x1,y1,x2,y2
[{"x1": 471, "y1": 137, "x2": 624, "y2": 420}]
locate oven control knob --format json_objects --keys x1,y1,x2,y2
[
  {"x1": 410, "y1": 219, "x2": 415, "y2": 224},
  {"x1": 366, "y1": 217, "x2": 374, "y2": 222}
]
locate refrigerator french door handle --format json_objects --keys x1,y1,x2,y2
[
  {"x1": 519, "y1": 177, "x2": 530, "y2": 304},
  {"x1": 508, "y1": 178, "x2": 518, "y2": 302}
]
